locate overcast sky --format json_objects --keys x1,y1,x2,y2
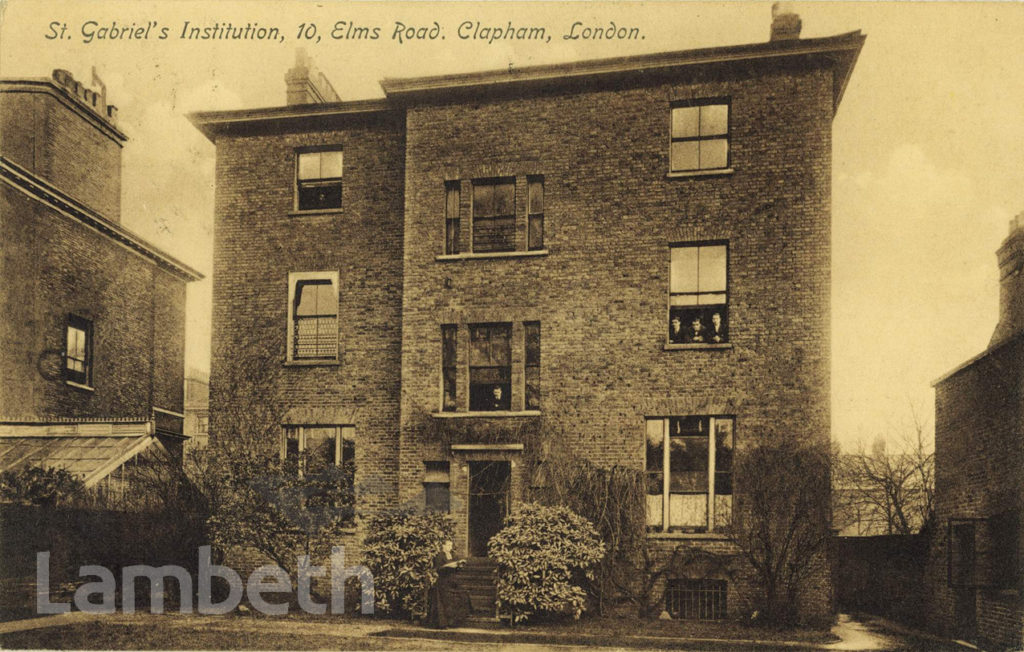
[{"x1": 3, "y1": 1, "x2": 1022, "y2": 449}]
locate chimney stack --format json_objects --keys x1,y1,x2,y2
[
  {"x1": 770, "y1": 2, "x2": 802, "y2": 41},
  {"x1": 51, "y1": 69, "x2": 118, "y2": 126},
  {"x1": 285, "y1": 49, "x2": 341, "y2": 105},
  {"x1": 990, "y1": 211, "x2": 1024, "y2": 347}
]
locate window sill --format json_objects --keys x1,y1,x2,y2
[
  {"x1": 647, "y1": 531, "x2": 732, "y2": 541},
  {"x1": 284, "y1": 359, "x2": 340, "y2": 367},
  {"x1": 288, "y1": 208, "x2": 344, "y2": 218},
  {"x1": 431, "y1": 410, "x2": 541, "y2": 419},
  {"x1": 435, "y1": 249, "x2": 549, "y2": 261},
  {"x1": 664, "y1": 343, "x2": 732, "y2": 351},
  {"x1": 65, "y1": 380, "x2": 95, "y2": 392},
  {"x1": 666, "y1": 168, "x2": 734, "y2": 179}
]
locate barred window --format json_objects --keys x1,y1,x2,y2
[
  {"x1": 665, "y1": 578, "x2": 727, "y2": 620},
  {"x1": 527, "y1": 176, "x2": 544, "y2": 251},
  {"x1": 444, "y1": 182, "x2": 461, "y2": 255},
  {"x1": 288, "y1": 272, "x2": 339, "y2": 362},
  {"x1": 525, "y1": 321, "x2": 540, "y2": 410}
]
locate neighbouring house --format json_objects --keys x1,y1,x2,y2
[
  {"x1": 190, "y1": 7, "x2": 862, "y2": 622},
  {"x1": 0, "y1": 68, "x2": 203, "y2": 498},
  {"x1": 927, "y1": 212, "x2": 1024, "y2": 650},
  {"x1": 184, "y1": 370, "x2": 210, "y2": 449}
]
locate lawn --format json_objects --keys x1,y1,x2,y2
[{"x1": 0, "y1": 612, "x2": 838, "y2": 651}]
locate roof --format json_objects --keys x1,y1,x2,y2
[
  {"x1": 0, "y1": 420, "x2": 166, "y2": 488},
  {"x1": 1, "y1": 157, "x2": 204, "y2": 282},
  {"x1": 932, "y1": 329, "x2": 1024, "y2": 387},
  {"x1": 380, "y1": 30, "x2": 865, "y2": 107},
  {"x1": 189, "y1": 30, "x2": 865, "y2": 142}
]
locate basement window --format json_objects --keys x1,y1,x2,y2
[{"x1": 665, "y1": 578, "x2": 727, "y2": 620}]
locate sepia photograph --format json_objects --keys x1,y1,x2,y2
[{"x1": 0, "y1": 1, "x2": 1022, "y2": 649}]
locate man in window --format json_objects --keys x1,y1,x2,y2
[
  {"x1": 709, "y1": 312, "x2": 727, "y2": 343},
  {"x1": 687, "y1": 315, "x2": 707, "y2": 344},
  {"x1": 669, "y1": 315, "x2": 685, "y2": 344}
]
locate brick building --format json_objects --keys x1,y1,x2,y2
[
  {"x1": 0, "y1": 69, "x2": 202, "y2": 490},
  {"x1": 192, "y1": 9, "x2": 863, "y2": 621},
  {"x1": 927, "y1": 213, "x2": 1024, "y2": 649}
]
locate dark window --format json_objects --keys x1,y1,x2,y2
[
  {"x1": 469, "y1": 323, "x2": 511, "y2": 411},
  {"x1": 646, "y1": 417, "x2": 733, "y2": 532},
  {"x1": 444, "y1": 182, "x2": 460, "y2": 255},
  {"x1": 670, "y1": 102, "x2": 729, "y2": 172},
  {"x1": 527, "y1": 176, "x2": 544, "y2": 251},
  {"x1": 441, "y1": 325, "x2": 458, "y2": 411},
  {"x1": 665, "y1": 578, "x2": 727, "y2": 620},
  {"x1": 282, "y1": 426, "x2": 355, "y2": 521},
  {"x1": 472, "y1": 179, "x2": 515, "y2": 253},
  {"x1": 65, "y1": 314, "x2": 92, "y2": 385},
  {"x1": 524, "y1": 321, "x2": 540, "y2": 410},
  {"x1": 297, "y1": 149, "x2": 343, "y2": 211},
  {"x1": 292, "y1": 278, "x2": 338, "y2": 360},
  {"x1": 669, "y1": 243, "x2": 728, "y2": 344},
  {"x1": 989, "y1": 510, "x2": 1020, "y2": 589},
  {"x1": 424, "y1": 461, "x2": 451, "y2": 513}
]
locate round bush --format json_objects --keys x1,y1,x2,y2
[{"x1": 488, "y1": 502, "x2": 605, "y2": 623}]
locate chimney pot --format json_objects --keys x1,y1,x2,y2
[{"x1": 770, "y1": 2, "x2": 802, "y2": 41}]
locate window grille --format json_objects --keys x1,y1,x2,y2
[{"x1": 665, "y1": 578, "x2": 727, "y2": 620}]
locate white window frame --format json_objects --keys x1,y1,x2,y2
[
  {"x1": 295, "y1": 147, "x2": 344, "y2": 212},
  {"x1": 281, "y1": 425, "x2": 355, "y2": 476},
  {"x1": 286, "y1": 271, "x2": 340, "y2": 363},
  {"x1": 646, "y1": 416, "x2": 733, "y2": 533}
]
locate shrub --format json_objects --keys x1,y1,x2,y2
[
  {"x1": 0, "y1": 465, "x2": 84, "y2": 506},
  {"x1": 488, "y1": 502, "x2": 605, "y2": 623},
  {"x1": 362, "y1": 510, "x2": 454, "y2": 619}
]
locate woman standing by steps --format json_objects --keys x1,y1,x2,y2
[{"x1": 425, "y1": 539, "x2": 471, "y2": 628}]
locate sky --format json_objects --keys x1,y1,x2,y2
[{"x1": 2, "y1": 1, "x2": 1022, "y2": 449}]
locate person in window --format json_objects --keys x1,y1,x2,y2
[
  {"x1": 669, "y1": 315, "x2": 685, "y2": 343},
  {"x1": 709, "y1": 311, "x2": 727, "y2": 343},
  {"x1": 488, "y1": 385, "x2": 509, "y2": 411},
  {"x1": 687, "y1": 315, "x2": 707, "y2": 343},
  {"x1": 425, "y1": 538, "x2": 470, "y2": 629}
]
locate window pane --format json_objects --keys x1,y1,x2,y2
[
  {"x1": 528, "y1": 214, "x2": 544, "y2": 250},
  {"x1": 525, "y1": 366, "x2": 540, "y2": 410},
  {"x1": 284, "y1": 429, "x2": 300, "y2": 465},
  {"x1": 295, "y1": 280, "x2": 335, "y2": 316},
  {"x1": 298, "y1": 181, "x2": 342, "y2": 210},
  {"x1": 297, "y1": 152, "x2": 319, "y2": 180},
  {"x1": 442, "y1": 325, "x2": 457, "y2": 366},
  {"x1": 699, "y1": 245, "x2": 727, "y2": 292},
  {"x1": 670, "y1": 141, "x2": 699, "y2": 172},
  {"x1": 669, "y1": 436, "x2": 708, "y2": 492},
  {"x1": 470, "y1": 326, "x2": 490, "y2": 365},
  {"x1": 493, "y1": 182, "x2": 515, "y2": 216},
  {"x1": 670, "y1": 246, "x2": 699, "y2": 294},
  {"x1": 446, "y1": 183, "x2": 460, "y2": 218},
  {"x1": 524, "y1": 322, "x2": 540, "y2": 365},
  {"x1": 671, "y1": 106, "x2": 699, "y2": 138},
  {"x1": 472, "y1": 216, "x2": 516, "y2": 252},
  {"x1": 425, "y1": 482, "x2": 450, "y2": 512},
  {"x1": 305, "y1": 427, "x2": 337, "y2": 473},
  {"x1": 469, "y1": 379, "x2": 510, "y2": 410},
  {"x1": 528, "y1": 178, "x2": 544, "y2": 213},
  {"x1": 700, "y1": 138, "x2": 729, "y2": 169},
  {"x1": 646, "y1": 419, "x2": 664, "y2": 482},
  {"x1": 700, "y1": 104, "x2": 728, "y2": 136},
  {"x1": 320, "y1": 150, "x2": 343, "y2": 178},
  {"x1": 490, "y1": 326, "x2": 511, "y2": 365},
  {"x1": 670, "y1": 493, "x2": 707, "y2": 528},
  {"x1": 696, "y1": 294, "x2": 728, "y2": 306},
  {"x1": 715, "y1": 418, "x2": 733, "y2": 494},
  {"x1": 472, "y1": 183, "x2": 494, "y2": 216}
]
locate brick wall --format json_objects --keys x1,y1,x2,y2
[
  {"x1": 208, "y1": 111, "x2": 407, "y2": 546},
  {"x1": 0, "y1": 88, "x2": 123, "y2": 221},
  {"x1": 0, "y1": 185, "x2": 188, "y2": 419},
  {"x1": 397, "y1": 63, "x2": 835, "y2": 620},
  {"x1": 927, "y1": 337, "x2": 1024, "y2": 650}
]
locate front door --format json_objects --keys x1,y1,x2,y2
[{"x1": 468, "y1": 461, "x2": 510, "y2": 558}]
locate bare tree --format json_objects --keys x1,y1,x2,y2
[
  {"x1": 835, "y1": 408, "x2": 934, "y2": 536},
  {"x1": 727, "y1": 433, "x2": 832, "y2": 625}
]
